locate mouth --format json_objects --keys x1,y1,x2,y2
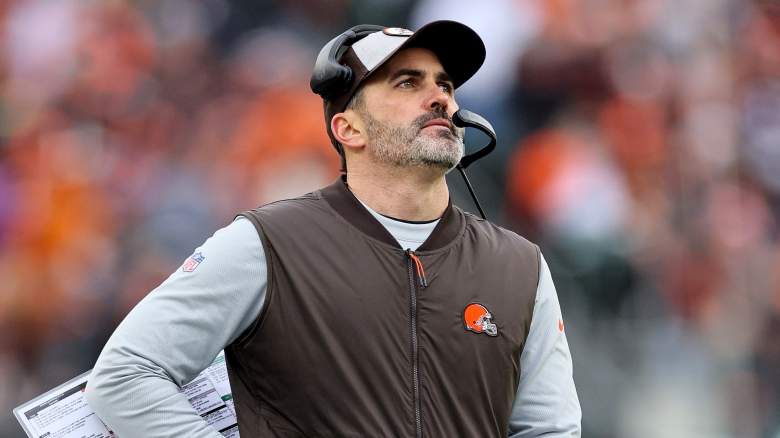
[
  {"x1": 422, "y1": 118, "x2": 454, "y2": 134},
  {"x1": 423, "y1": 118, "x2": 452, "y2": 129}
]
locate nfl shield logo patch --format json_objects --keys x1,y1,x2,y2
[{"x1": 182, "y1": 252, "x2": 205, "y2": 272}]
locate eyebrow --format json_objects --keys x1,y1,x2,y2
[
  {"x1": 436, "y1": 71, "x2": 454, "y2": 85},
  {"x1": 387, "y1": 68, "x2": 423, "y2": 82},
  {"x1": 387, "y1": 68, "x2": 454, "y2": 85}
]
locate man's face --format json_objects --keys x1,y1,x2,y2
[{"x1": 352, "y1": 48, "x2": 465, "y2": 171}]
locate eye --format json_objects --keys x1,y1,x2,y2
[
  {"x1": 397, "y1": 78, "x2": 415, "y2": 88},
  {"x1": 438, "y1": 82, "x2": 454, "y2": 94}
]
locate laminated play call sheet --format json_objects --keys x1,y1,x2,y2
[{"x1": 13, "y1": 351, "x2": 238, "y2": 438}]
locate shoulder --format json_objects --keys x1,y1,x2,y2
[
  {"x1": 242, "y1": 190, "x2": 324, "y2": 222},
  {"x1": 201, "y1": 216, "x2": 263, "y2": 252},
  {"x1": 220, "y1": 215, "x2": 262, "y2": 240},
  {"x1": 459, "y1": 209, "x2": 541, "y2": 278},
  {"x1": 176, "y1": 217, "x2": 264, "y2": 276},
  {"x1": 460, "y1": 208, "x2": 539, "y2": 256}
]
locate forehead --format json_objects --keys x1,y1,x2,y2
[{"x1": 366, "y1": 47, "x2": 446, "y2": 82}]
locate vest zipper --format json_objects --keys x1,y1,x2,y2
[
  {"x1": 408, "y1": 251, "x2": 428, "y2": 288},
  {"x1": 406, "y1": 249, "x2": 424, "y2": 438}
]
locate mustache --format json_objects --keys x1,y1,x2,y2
[{"x1": 413, "y1": 109, "x2": 458, "y2": 137}]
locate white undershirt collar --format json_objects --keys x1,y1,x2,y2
[{"x1": 355, "y1": 198, "x2": 439, "y2": 251}]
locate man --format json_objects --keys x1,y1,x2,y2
[{"x1": 86, "y1": 21, "x2": 581, "y2": 437}]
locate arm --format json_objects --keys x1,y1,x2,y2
[
  {"x1": 85, "y1": 217, "x2": 267, "y2": 437},
  {"x1": 508, "y1": 252, "x2": 582, "y2": 437}
]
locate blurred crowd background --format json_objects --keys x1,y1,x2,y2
[{"x1": 0, "y1": 0, "x2": 778, "y2": 437}]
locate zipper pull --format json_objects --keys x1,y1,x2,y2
[{"x1": 407, "y1": 250, "x2": 428, "y2": 288}]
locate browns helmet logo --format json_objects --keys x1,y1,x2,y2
[{"x1": 463, "y1": 303, "x2": 498, "y2": 336}]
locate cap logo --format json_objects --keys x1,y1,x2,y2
[
  {"x1": 463, "y1": 303, "x2": 498, "y2": 337},
  {"x1": 383, "y1": 27, "x2": 413, "y2": 37}
]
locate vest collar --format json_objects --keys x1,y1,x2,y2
[{"x1": 320, "y1": 177, "x2": 463, "y2": 252}]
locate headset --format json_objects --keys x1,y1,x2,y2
[
  {"x1": 310, "y1": 24, "x2": 385, "y2": 101},
  {"x1": 453, "y1": 109, "x2": 496, "y2": 220},
  {"x1": 310, "y1": 25, "x2": 498, "y2": 220}
]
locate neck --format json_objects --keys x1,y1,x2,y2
[{"x1": 346, "y1": 164, "x2": 450, "y2": 222}]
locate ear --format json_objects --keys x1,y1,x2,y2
[{"x1": 331, "y1": 110, "x2": 366, "y2": 152}]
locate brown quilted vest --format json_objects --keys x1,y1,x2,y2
[{"x1": 225, "y1": 179, "x2": 539, "y2": 438}]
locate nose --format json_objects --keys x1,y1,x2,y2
[{"x1": 424, "y1": 84, "x2": 454, "y2": 114}]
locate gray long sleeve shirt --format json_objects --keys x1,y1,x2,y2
[{"x1": 86, "y1": 208, "x2": 581, "y2": 437}]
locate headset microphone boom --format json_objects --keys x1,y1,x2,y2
[{"x1": 453, "y1": 108, "x2": 497, "y2": 220}]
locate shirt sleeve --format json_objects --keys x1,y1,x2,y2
[
  {"x1": 85, "y1": 217, "x2": 267, "y2": 438},
  {"x1": 508, "y1": 252, "x2": 582, "y2": 437}
]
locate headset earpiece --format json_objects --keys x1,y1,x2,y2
[
  {"x1": 310, "y1": 25, "x2": 385, "y2": 101},
  {"x1": 310, "y1": 31, "x2": 355, "y2": 100}
]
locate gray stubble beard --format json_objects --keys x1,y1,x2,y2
[{"x1": 361, "y1": 111, "x2": 465, "y2": 172}]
